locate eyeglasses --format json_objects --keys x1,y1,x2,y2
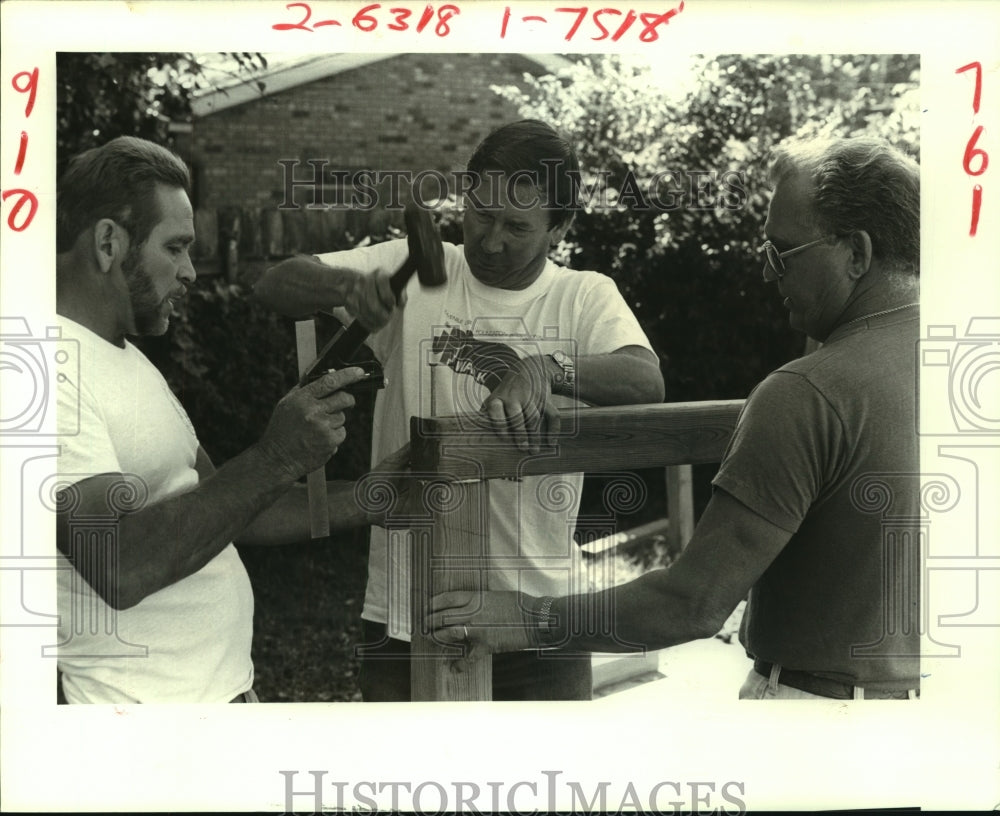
[{"x1": 760, "y1": 235, "x2": 837, "y2": 282}]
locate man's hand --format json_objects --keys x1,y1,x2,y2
[
  {"x1": 428, "y1": 590, "x2": 537, "y2": 673},
  {"x1": 480, "y1": 356, "x2": 560, "y2": 454},
  {"x1": 257, "y1": 367, "x2": 367, "y2": 480},
  {"x1": 344, "y1": 264, "x2": 401, "y2": 331}
]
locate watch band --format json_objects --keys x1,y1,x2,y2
[
  {"x1": 528, "y1": 595, "x2": 559, "y2": 648},
  {"x1": 548, "y1": 350, "x2": 575, "y2": 391}
]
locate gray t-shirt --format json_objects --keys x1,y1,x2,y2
[{"x1": 713, "y1": 305, "x2": 920, "y2": 690}]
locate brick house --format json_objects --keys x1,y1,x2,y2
[{"x1": 173, "y1": 53, "x2": 571, "y2": 275}]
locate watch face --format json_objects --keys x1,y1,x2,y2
[{"x1": 550, "y1": 350, "x2": 574, "y2": 387}]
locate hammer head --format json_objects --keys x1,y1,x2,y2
[{"x1": 396, "y1": 200, "x2": 446, "y2": 294}]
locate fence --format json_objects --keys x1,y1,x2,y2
[
  {"x1": 193, "y1": 203, "x2": 412, "y2": 281},
  {"x1": 397, "y1": 400, "x2": 746, "y2": 701}
]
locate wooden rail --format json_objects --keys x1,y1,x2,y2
[{"x1": 406, "y1": 399, "x2": 745, "y2": 701}]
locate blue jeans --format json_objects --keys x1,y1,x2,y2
[{"x1": 357, "y1": 619, "x2": 593, "y2": 701}]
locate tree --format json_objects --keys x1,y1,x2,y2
[
  {"x1": 494, "y1": 53, "x2": 920, "y2": 401},
  {"x1": 56, "y1": 52, "x2": 266, "y2": 174}
]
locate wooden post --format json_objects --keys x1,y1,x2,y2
[
  {"x1": 409, "y1": 477, "x2": 493, "y2": 701},
  {"x1": 407, "y1": 400, "x2": 745, "y2": 700},
  {"x1": 665, "y1": 464, "x2": 695, "y2": 554},
  {"x1": 294, "y1": 319, "x2": 330, "y2": 539},
  {"x1": 409, "y1": 368, "x2": 492, "y2": 701}
]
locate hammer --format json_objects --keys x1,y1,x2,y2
[
  {"x1": 298, "y1": 199, "x2": 446, "y2": 384},
  {"x1": 298, "y1": 199, "x2": 445, "y2": 538}
]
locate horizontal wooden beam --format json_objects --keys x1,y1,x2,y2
[{"x1": 410, "y1": 400, "x2": 744, "y2": 481}]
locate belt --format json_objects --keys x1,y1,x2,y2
[{"x1": 754, "y1": 659, "x2": 915, "y2": 700}]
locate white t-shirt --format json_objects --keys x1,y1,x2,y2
[
  {"x1": 318, "y1": 240, "x2": 655, "y2": 639},
  {"x1": 55, "y1": 316, "x2": 254, "y2": 703}
]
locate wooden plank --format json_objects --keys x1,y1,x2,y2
[
  {"x1": 240, "y1": 206, "x2": 264, "y2": 258},
  {"x1": 410, "y1": 479, "x2": 492, "y2": 701},
  {"x1": 264, "y1": 208, "x2": 284, "y2": 258},
  {"x1": 192, "y1": 207, "x2": 218, "y2": 260},
  {"x1": 281, "y1": 208, "x2": 306, "y2": 256},
  {"x1": 665, "y1": 464, "x2": 695, "y2": 553},
  {"x1": 411, "y1": 400, "x2": 744, "y2": 481},
  {"x1": 294, "y1": 320, "x2": 330, "y2": 539}
]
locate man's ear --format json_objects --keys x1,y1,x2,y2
[
  {"x1": 847, "y1": 230, "x2": 873, "y2": 280},
  {"x1": 92, "y1": 218, "x2": 127, "y2": 274}
]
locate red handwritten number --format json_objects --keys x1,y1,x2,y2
[
  {"x1": 2, "y1": 189, "x2": 38, "y2": 232},
  {"x1": 15, "y1": 132, "x2": 28, "y2": 175},
  {"x1": 956, "y1": 61, "x2": 982, "y2": 114},
  {"x1": 639, "y1": 4, "x2": 684, "y2": 42},
  {"x1": 435, "y1": 5, "x2": 459, "y2": 35},
  {"x1": 556, "y1": 7, "x2": 588, "y2": 40},
  {"x1": 415, "y1": 4, "x2": 435, "y2": 31},
  {"x1": 963, "y1": 125, "x2": 989, "y2": 177},
  {"x1": 12, "y1": 67, "x2": 39, "y2": 117},
  {"x1": 273, "y1": 2, "x2": 313, "y2": 31},
  {"x1": 970, "y1": 184, "x2": 982, "y2": 237},
  {"x1": 272, "y1": 2, "x2": 339, "y2": 30},
  {"x1": 591, "y1": 8, "x2": 620, "y2": 40},
  {"x1": 388, "y1": 7, "x2": 411, "y2": 30},
  {"x1": 612, "y1": 10, "x2": 638, "y2": 41},
  {"x1": 500, "y1": 5, "x2": 511, "y2": 37},
  {"x1": 957, "y1": 63, "x2": 987, "y2": 238},
  {"x1": 353, "y1": 4, "x2": 379, "y2": 30}
]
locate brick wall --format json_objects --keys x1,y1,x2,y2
[{"x1": 185, "y1": 53, "x2": 548, "y2": 212}]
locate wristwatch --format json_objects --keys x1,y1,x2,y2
[
  {"x1": 531, "y1": 596, "x2": 559, "y2": 648},
  {"x1": 548, "y1": 350, "x2": 576, "y2": 390}
]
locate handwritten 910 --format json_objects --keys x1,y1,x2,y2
[
  {"x1": 272, "y1": 2, "x2": 686, "y2": 42},
  {"x1": 3, "y1": 67, "x2": 40, "y2": 233}
]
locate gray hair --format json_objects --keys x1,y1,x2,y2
[{"x1": 769, "y1": 137, "x2": 919, "y2": 276}]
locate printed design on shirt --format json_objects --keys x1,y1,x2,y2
[{"x1": 430, "y1": 327, "x2": 521, "y2": 391}]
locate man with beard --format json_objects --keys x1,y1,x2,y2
[
  {"x1": 54, "y1": 136, "x2": 399, "y2": 703},
  {"x1": 255, "y1": 120, "x2": 665, "y2": 700}
]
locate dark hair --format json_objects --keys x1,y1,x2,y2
[
  {"x1": 57, "y1": 136, "x2": 191, "y2": 254},
  {"x1": 466, "y1": 119, "x2": 580, "y2": 229},
  {"x1": 769, "y1": 136, "x2": 920, "y2": 276}
]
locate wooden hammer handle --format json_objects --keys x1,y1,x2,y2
[{"x1": 325, "y1": 254, "x2": 418, "y2": 362}]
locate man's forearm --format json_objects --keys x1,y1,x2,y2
[
  {"x1": 535, "y1": 569, "x2": 723, "y2": 653},
  {"x1": 563, "y1": 348, "x2": 665, "y2": 406},
  {"x1": 236, "y1": 480, "x2": 371, "y2": 546},
  {"x1": 254, "y1": 255, "x2": 357, "y2": 317},
  {"x1": 109, "y1": 444, "x2": 302, "y2": 607}
]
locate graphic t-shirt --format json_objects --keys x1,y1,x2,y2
[{"x1": 318, "y1": 240, "x2": 655, "y2": 638}]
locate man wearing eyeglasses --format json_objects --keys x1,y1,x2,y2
[{"x1": 431, "y1": 136, "x2": 921, "y2": 701}]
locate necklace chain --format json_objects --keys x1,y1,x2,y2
[{"x1": 843, "y1": 302, "x2": 919, "y2": 326}]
